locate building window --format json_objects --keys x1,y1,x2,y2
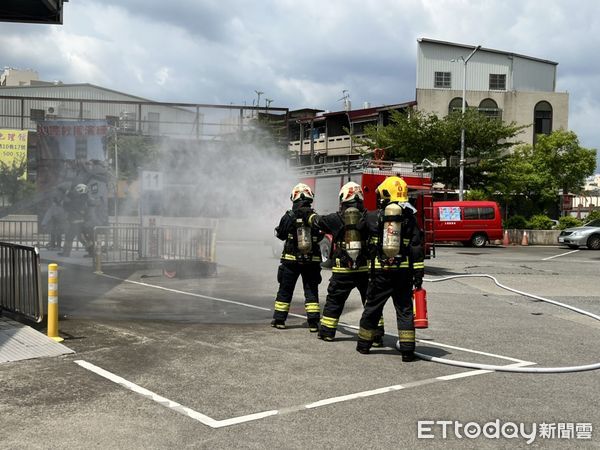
[
  {"x1": 478, "y1": 98, "x2": 502, "y2": 120},
  {"x1": 534, "y1": 101, "x2": 553, "y2": 142},
  {"x1": 489, "y1": 74, "x2": 506, "y2": 90},
  {"x1": 464, "y1": 207, "x2": 495, "y2": 220},
  {"x1": 30, "y1": 109, "x2": 45, "y2": 121},
  {"x1": 434, "y1": 71, "x2": 451, "y2": 89},
  {"x1": 448, "y1": 97, "x2": 467, "y2": 114}
]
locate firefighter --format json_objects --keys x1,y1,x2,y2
[
  {"x1": 356, "y1": 176, "x2": 425, "y2": 362},
  {"x1": 59, "y1": 183, "x2": 93, "y2": 257},
  {"x1": 42, "y1": 194, "x2": 67, "y2": 250},
  {"x1": 307, "y1": 181, "x2": 385, "y2": 345},
  {"x1": 271, "y1": 183, "x2": 323, "y2": 332}
]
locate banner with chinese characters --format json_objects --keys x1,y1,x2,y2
[
  {"x1": 36, "y1": 120, "x2": 109, "y2": 161},
  {"x1": 0, "y1": 129, "x2": 28, "y2": 179}
]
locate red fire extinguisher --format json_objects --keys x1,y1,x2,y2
[{"x1": 413, "y1": 288, "x2": 429, "y2": 329}]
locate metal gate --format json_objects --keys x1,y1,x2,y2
[
  {"x1": 0, "y1": 242, "x2": 44, "y2": 323},
  {"x1": 93, "y1": 225, "x2": 217, "y2": 275}
]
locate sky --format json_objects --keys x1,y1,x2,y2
[{"x1": 2, "y1": 0, "x2": 600, "y2": 170}]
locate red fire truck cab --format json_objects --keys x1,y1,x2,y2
[{"x1": 294, "y1": 160, "x2": 435, "y2": 259}]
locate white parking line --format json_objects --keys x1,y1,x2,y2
[
  {"x1": 74, "y1": 359, "x2": 277, "y2": 428},
  {"x1": 90, "y1": 273, "x2": 539, "y2": 426},
  {"x1": 75, "y1": 358, "x2": 534, "y2": 428},
  {"x1": 542, "y1": 249, "x2": 579, "y2": 261}
]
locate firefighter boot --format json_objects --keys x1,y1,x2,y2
[
  {"x1": 318, "y1": 326, "x2": 335, "y2": 342},
  {"x1": 271, "y1": 319, "x2": 286, "y2": 329},
  {"x1": 395, "y1": 340, "x2": 416, "y2": 362},
  {"x1": 356, "y1": 338, "x2": 372, "y2": 355},
  {"x1": 401, "y1": 351, "x2": 416, "y2": 362},
  {"x1": 372, "y1": 327, "x2": 385, "y2": 347},
  {"x1": 307, "y1": 319, "x2": 319, "y2": 333},
  {"x1": 372, "y1": 318, "x2": 385, "y2": 347}
]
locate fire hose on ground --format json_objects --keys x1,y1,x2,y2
[{"x1": 407, "y1": 274, "x2": 600, "y2": 374}]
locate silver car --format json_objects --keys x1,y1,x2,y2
[{"x1": 558, "y1": 218, "x2": 600, "y2": 250}]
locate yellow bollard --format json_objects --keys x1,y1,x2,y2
[{"x1": 47, "y1": 263, "x2": 63, "y2": 342}]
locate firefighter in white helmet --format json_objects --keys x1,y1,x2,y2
[
  {"x1": 356, "y1": 176, "x2": 424, "y2": 361},
  {"x1": 271, "y1": 183, "x2": 323, "y2": 332},
  {"x1": 306, "y1": 181, "x2": 384, "y2": 344},
  {"x1": 59, "y1": 183, "x2": 93, "y2": 257}
]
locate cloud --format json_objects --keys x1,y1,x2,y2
[{"x1": 1, "y1": 0, "x2": 599, "y2": 170}]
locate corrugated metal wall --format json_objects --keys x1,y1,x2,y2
[
  {"x1": 417, "y1": 41, "x2": 556, "y2": 93},
  {"x1": 0, "y1": 85, "x2": 200, "y2": 137}
]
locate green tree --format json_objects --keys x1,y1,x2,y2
[
  {"x1": 533, "y1": 130, "x2": 596, "y2": 195},
  {"x1": 0, "y1": 156, "x2": 35, "y2": 207},
  {"x1": 104, "y1": 134, "x2": 160, "y2": 181},
  {"x1": 359, "y1": 108, "x2": 526, "y2": 190},
  {"x1": 498, "y1": 130, "x2": 596, "y2": 217}
]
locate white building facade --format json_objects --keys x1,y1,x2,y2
[{"x1": 416, "y1": 38, "x2": 569, "y2": 145}]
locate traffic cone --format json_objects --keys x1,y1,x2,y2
[
  {"x1": 502, "y1": 230, "x2": 510, "y2": 246},
  {"x1": 521, "y1": 230, "x2": 529, "y2": 246}
]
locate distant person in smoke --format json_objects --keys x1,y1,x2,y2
[
  {"x1": 59, "y1": 183, "x2": 94, "y2": 257},
  {"x1": 271, "y1": 183, "x2": 323, "y2": 332},
  {"x1": 42, "y1": 194, "x2": 67, "y2": 250}
]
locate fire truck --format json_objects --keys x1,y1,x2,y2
[{"x1": 293, "y1": 159, "x2": 435, "y2": 259}]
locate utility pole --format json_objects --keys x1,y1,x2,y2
[
  {"x1": 254, "y1": 90, "x2": 263, "y2": 118},
  {"x1": 457, "y1": 45, "x2": 481, "y2": 201}
]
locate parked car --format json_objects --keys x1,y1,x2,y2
[{"x1": 557, "y1": 219, "x2": 600, "y2": 250}]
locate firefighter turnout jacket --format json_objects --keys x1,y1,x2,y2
[
  {"x1": 272, "y1": 201, "x2": 323, "y2": 330},
  {"x1": 356, "y1": 203, "x2": 425, "y2": 355}
]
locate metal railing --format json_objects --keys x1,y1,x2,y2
[
  {"x1": 93, "y1": 224, "x2": 217, "y2": 272},
  {"x1": 0, "y1": 242, "x2": 44, "y2": 323},
  {"x1": 0, "y1": 218, "x2": 85, "y2": 250}
]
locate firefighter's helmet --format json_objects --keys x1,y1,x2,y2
[
  {"x1": 339, "y1": 181, "x2": 364, "y2": 204},
  {"x1": 290, "y1": 183, "x2": 314, "y2": 202},
  {"x1": 74, "y1": 183, "x2": 89, "y2": 195},
  {"x1": 376, "y1": 176, "x2": 408, "y2": 203}
]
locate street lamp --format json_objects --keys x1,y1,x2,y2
[
  {"x1": 456, "y1": 45, "x2": 481, "y2": 200},
  {"x1": 113, "y1": 112, "x2": 126, "y2": 229},
  {"x1": 113, "y1": 121, "x2": 119, "y2": 229}
]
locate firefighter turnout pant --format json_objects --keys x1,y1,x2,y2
[
  {"x1": 357, "y1": 270, "x2": 415, "y2": 354},
  {"x1": 60, "y1": 220, "x2": 85, "y2": 257},
  {"x1": 319, "y1": 271, "x2": 384, "y2": 342},
  {"x1": 273, "y1": 262, "x2": 322, "y2": 325}
]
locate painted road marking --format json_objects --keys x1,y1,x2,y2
[
  {"x1": 75, "y1": 358, "x2": 535, "y2": 428},
  {"x1": 74, "y1": 359, "x2": 277, "y2": 429},
  {"x1": 92, "y1": 274, "x2": 540, "y2": 424},
  {"x1": 99, "y1": 274, "x2": 272, "y2": 313},
  {"x1": 542, "y1": 249, "x2": 579, "y2": 261},
  {"x1": 435, "y1": 362, "x2": 534, "y2": 381}
]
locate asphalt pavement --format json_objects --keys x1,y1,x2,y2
[{"x1": 1, "y1": 242, "x2": 599, "y2": 449}]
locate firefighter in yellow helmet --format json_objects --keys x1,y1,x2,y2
[
  {"x1": 305, "y1": 181, "x2": 384, "y2": 344},
  {"x1": 356, "y1": 176, "x2": 425, "y2": 361},
  {"x1": 271, "y1": 183, "x2": 323, "y2": 332}
]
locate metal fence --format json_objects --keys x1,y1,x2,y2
[
  {"x1": 0, "y1": 242, "x2": 44, "y2": 323},
  {"x1": 93, "y1": 225, "x2": 217, "y2": 274},
  {"x1": 0, "y1": 218, "x2": 85, "y2": 250}
]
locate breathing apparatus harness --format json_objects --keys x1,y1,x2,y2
[{"x1": 372, "y1": 201, "x2": 408, "y2": 269}]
